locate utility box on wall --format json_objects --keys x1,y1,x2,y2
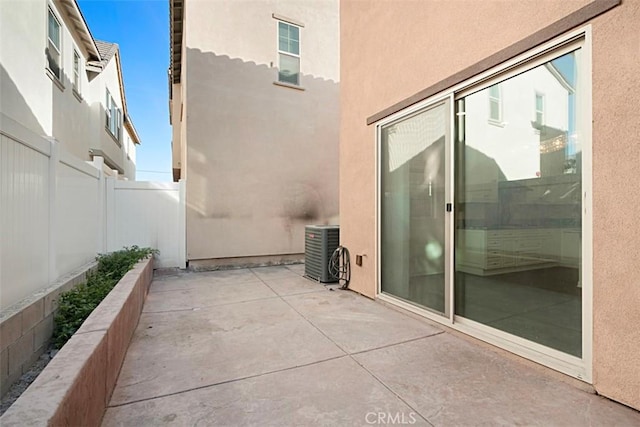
[{"x1": 304, "y1": 225, "x2": 339, "y2": 283}]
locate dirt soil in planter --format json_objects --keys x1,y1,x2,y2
[{"x1": 0, "y1": 346, "x2": 58, "y2": 416}]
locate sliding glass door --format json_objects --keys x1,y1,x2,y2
[
  {"x1": 378, "y1": 45, "x2": 586, "y2": 363},
  {"x1": 380, "y1": 100, "x2": 450, "y2": 315},
  {"x1": 454, "y1": 49, "x2": 583, "y2": 357}
]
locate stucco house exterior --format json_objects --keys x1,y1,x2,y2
[
  {"x1": 340, "y1": 0, "x2": 639, "y2": 411},
  {"x1": 0, "y1": 0, "x2": 140, "y2": 179},
  {"x1": 169, "y1": 0, "x2": 339, "y2": 268}
]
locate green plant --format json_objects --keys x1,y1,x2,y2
[{"x1": 52, "y1": 246, "x2": 157, "y2": 348}]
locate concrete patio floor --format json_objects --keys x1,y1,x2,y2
[{"x1": 102, "y1": 264, "x2": 640, "y2": 426}]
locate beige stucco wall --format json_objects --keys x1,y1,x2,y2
[
  {"x1": 173, "y1": 23, "x2": 188, "y2": 181},
  {"x1": 170, "y1": 82, "x2": 182, "y2": 173},
  {"x1": 182, "y1": 0, "x2": 339, "y2": 261},
  {"x1": 589, "y1": 0, "x2": 640, "y2": 410},
  {"x1": 340, "y1": 0, "x2": 639, "y2": 410}
]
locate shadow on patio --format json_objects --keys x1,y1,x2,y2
[{"x1": 102, "y1": 264, "x2": 639, "y2": 426}]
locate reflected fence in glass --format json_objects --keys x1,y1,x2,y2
[
  {"x1": 454, "y1": 50, "x2": 583, "y2": 357},
  {"x1": 380, "y1": 102, "x2": 448, "y2": 314}
]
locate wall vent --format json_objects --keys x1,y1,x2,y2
[{"x1": 304, "y1": 225, "x2": 339, "y2": 283}]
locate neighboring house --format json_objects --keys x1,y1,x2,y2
[
  {"x1": 0, "y1": 0, "x2": 143, "y2": 396},
  {"x1": 169, "y1": 0, "x2": 339, "y2": 267},
  {"x1": 0, "y1": 0, "x2": 140, "y2": 179},
  {"x1": 464, "y1": 63, "x2": 572, "y2": 181},
  {"x1": 340, "y1": 0, "x2": 639, "y2": 412}
]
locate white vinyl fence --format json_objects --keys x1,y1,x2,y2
[
  {"x1": 0, "y1": 114, "x2": 185, "y2": 310},
  {"x1": 107, "y1": 180, "x2": 186, "y2": 269}
]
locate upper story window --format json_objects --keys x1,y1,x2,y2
[
  {"x1": 488, "y1": 84, "x2": 502, "y2": 123},
  {"x1": 73, "y1": 50, "x2": 81, "y2": 92},
  {"x1": 105, "y1": 90, "x2": 122, "y2": 141},
  {"x1": 277, "y1": 21, "x2": 300, "y2": 85},
  {"x1": 535, "y1": 93, "x2": 545, "y2": 125},
  {"x1": 47, "y1": 7, "x2": 62, "y2": 80}
]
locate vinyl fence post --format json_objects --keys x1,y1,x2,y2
[
  {"x1": 47, "y1": 138, "x2": 58, "y2": 284},
  {"x1": 178, "y1": 179, "x2": 187, "y2": 269},
  {"x1": 105, "y1": 176, "x2": 116, "y2": 252},
  {"x1": 92, "y1": 156, "x2": 107, "y2": 253}
]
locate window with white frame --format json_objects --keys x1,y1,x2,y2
[
  {"x1": 126, "y1": 135, "x2": 131, "y2": 160},
  {"x1": 47, "y1": 7, "x2": 62, "y2": 80},
  {"x1": 277, "y1": 21, "x2": 300, "y2": 85},
  {"x1": 105, "y1": 90, "x2": 122, "y2": 141},
  {"x1": 73, "y1": 50, "x2": 81, "y2": 92},
  {"x1": 105, "y1": 90, "x2": 112, "y2": 130},
  {"x1": 535, "y1": 92, "x2": 545, "y2": 125},
  {"x1": 488, "y1": 84, "x2": 502, "y2": 122}
]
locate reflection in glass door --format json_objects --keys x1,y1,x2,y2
[
  {"x1": 454, "y1": 49, "x2": 583, "y2": 357},
  {"x1": 380, "y1": 101, "x2": 449, "y2": 315}
]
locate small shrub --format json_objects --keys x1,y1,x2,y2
[{"x1": 52, "y1": 246, "x2": 157, "y2": 349}]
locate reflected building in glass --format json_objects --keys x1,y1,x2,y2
[{"x1": 454, "y1": 51, "x2": 582, "y2": 357}]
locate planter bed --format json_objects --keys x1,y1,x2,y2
[{"x1": 0, "y1": 257, "x2": 154, "y2": 426}]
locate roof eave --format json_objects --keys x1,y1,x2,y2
[
  {"x1": 544, "y1": 62, "x2": 575, "y2": 94},
  {"x1": 112, "y1": 52, "x2": 141, "y2": 145},
  {"x1": 124, "y1": 118, "x2": 141, "y2": 144},
  {"x1": 113, "y1": 52, "x2": 141, "y2": 145},
  {"x1": 170, "y1": 0, "x2": 184, "y2": 85},
  {"x1": 59, "y1": 0, "x2": 100, "y2": 59}
]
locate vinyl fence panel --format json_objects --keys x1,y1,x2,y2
[
  {"x1": 0, "y1": 131, "x2": 50, "y2": 309},
  {"x1": 108, "y1": 180, "x2": 185, "y2": 269}
]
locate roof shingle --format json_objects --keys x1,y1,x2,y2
[{"x1": 95, "y1": 40, "x2": 118, "y2": 67}]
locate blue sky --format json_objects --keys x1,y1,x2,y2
[{"x1": 78, "y1": 0, "x2": 172, "y2": 181}]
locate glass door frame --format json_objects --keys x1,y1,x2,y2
[
  {"x1": 375, "y1": 26, "x2": 593, "y2": 383},
  {"x1": 376, "y1": 96, "x2": 455, "y2": 320}
]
